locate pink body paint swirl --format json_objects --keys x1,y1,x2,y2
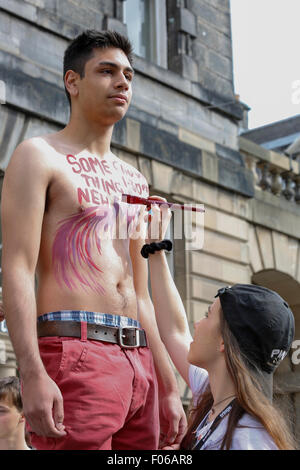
[{"x1": 52, "y1": 201, "x2": 141, "y2": 294}]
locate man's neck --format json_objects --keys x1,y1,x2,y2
[{"x1": 59, "y1": 113, "x2": 115, "y2": 157}]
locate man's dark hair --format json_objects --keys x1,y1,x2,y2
[
  {"x1": 0, "y1": 376, "x2": 23, "y2": 412},
  {"x1": 63, "y1": 29, "x2": 134, "y2": 107}
]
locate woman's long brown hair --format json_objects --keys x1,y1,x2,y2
[{"x1": 180, "y1": 308, "x2": 297, "y2": 450}]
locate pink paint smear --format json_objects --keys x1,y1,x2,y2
[{"x1": 52, "y1": 201, "x2": 140, "y2": 294}]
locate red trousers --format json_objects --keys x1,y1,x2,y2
[{"x1": 29, "y1": 324, "x2": 159, "y2": 450}]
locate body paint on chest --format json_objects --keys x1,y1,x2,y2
[
  {"x1": 51, "y1": 154, "x2": 148, "y2": 293},
  {"x1": 52, "y1": 201, "x2": 142, "y2": 294}
]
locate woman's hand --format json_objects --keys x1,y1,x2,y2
[{"x1": 144, "y1": 195, "x2": 172, "y2": 244}]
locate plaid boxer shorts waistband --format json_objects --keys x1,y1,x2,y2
[{"x1": 37, "y1": 310, "x2": 141, "y2": 328}]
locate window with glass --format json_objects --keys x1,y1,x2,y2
[{"x1": 123, "y1": 0, "x2": 167, "y2": 68}]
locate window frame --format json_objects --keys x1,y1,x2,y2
[{"x1": 123, "y1": 0, "x2": 168, "y2": 68}]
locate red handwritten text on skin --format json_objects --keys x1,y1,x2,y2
[
  {"x1": 66, "y1": 154, "x2": 148, "y2": 204},
  {"x1": 66, "y1": 154, "x2": 112, "y2": 176}
]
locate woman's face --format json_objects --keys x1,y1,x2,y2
[{"x1": 188, "y1": 297, "x2": 224, "y2": 369}]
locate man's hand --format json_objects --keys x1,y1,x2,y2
[
  {"x1": 159, "y1": 392, "x2": 187, "y2": 450},
  {"x1": 22, "y1": 372, "x2": 67, "y2": 438}
]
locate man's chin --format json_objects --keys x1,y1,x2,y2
[{"x1": 104, "y1": 108, "x2": 128, "y2": 124}]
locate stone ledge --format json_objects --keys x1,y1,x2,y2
[
  {"x1": 217, "y1": 156, "x2": 254, "y2": 198},
  {"x1": 251, "y1": 190, "x2": 300, "y2": 240},
  {"x1": 178, "y1": 127, "x2": 215, "y2": 153},
  {"x1": 114, "y1": 119, "x2": 254, "y2": 198},
  {"x1": 216, "y1": 143, "x2": 245, "y2": 166},
  {"x1": 139, "y1": 121, "x2": 202, "y2": 175},
  {"x1": 253, "y1": 187, "x2": 300, "y2": 216}
]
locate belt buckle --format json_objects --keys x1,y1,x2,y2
[{"x1": 118, "y1": 327, "x2": 140, "y2": 348}]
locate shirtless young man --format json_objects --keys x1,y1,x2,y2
[{"x1": 1, "y1": 30, "x2": 186, "y2": 450}]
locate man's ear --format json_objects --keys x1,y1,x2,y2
[
  {"x1": 19, "y1": 412, "x2": 26, "y2": 424},
  {"x1": 65, "y1": 70, "x2": 80, "y2": 100}
]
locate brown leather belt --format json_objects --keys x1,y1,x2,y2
[{"x1": 37, "y1": 321, "x2": 147, "y2": 348}]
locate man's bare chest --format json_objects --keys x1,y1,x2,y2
[{"x1": 40, "y1": 151, "x2": 149, "y2": 294}]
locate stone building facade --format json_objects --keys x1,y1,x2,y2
[{"x1": 0, "y1": 0, "x2": 299, "y2": 445}]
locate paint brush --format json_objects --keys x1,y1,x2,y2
[{"x1": 122, "y1": 194, "x2": 205, "y2": 212}]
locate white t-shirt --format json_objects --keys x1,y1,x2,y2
[{"x1": 189, "y1": 365, "x2": 278, "y2": 450}]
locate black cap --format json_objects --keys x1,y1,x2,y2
[{"x1": 215, "y1": 284, "x2": 295, "y2": 374}]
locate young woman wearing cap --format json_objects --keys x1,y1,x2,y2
[{"x1": 141, "y1": 200, "x2": 296, "y2": 450}]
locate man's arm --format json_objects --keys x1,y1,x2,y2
[
  {"x1": 129, "y1": 212, "x2": 187, "y2": 449},
  {"x1": 1, "y1": 139, "x2": 66, "y2": 438}
]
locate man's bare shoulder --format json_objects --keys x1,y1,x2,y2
[
  {"x1": 6, "y1": 134, "x2": 61, "y2": 177},
  {"x1": 12, "y1": 134, "x2": 58, "y2": 159}
]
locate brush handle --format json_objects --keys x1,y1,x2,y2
[{"x1": 122, "y1": 194, "x2": 205, "y2": 212}]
